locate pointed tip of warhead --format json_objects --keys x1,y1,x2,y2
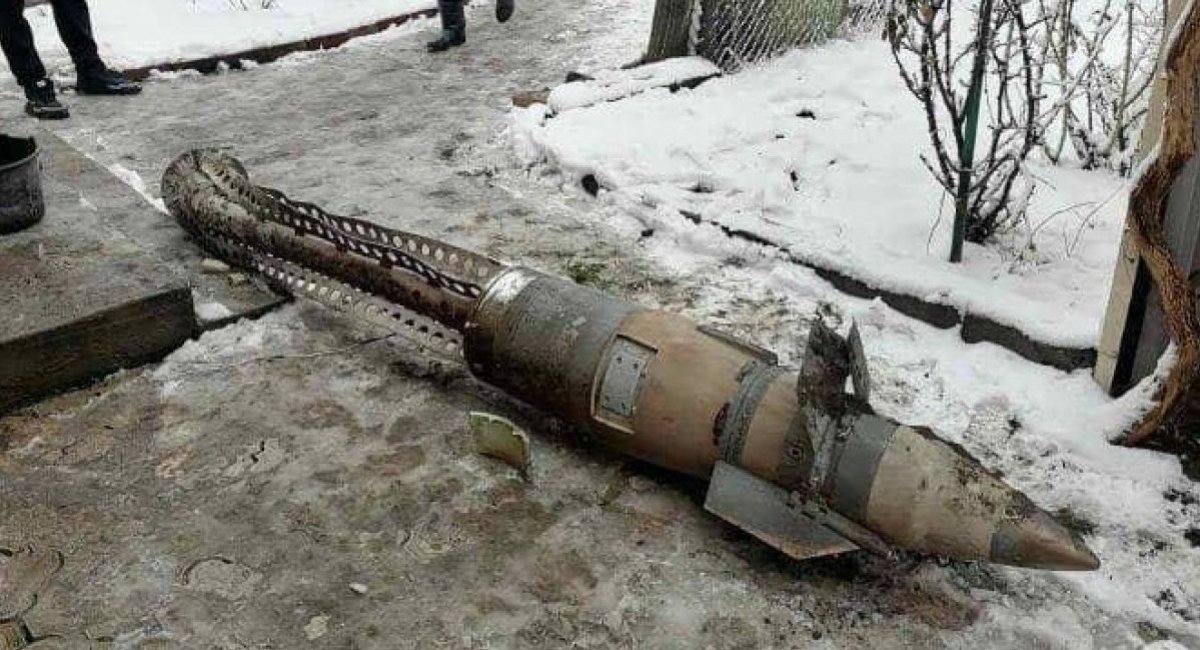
[{"x1": 990, "y1": 508, "x2": 1101, "y2": 571}]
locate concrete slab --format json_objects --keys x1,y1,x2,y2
[
  {"x1": 33, "y1": 132, "x2": 286, "y2": 330},
  {"x1": 0, "y1": 141, "x2": 195, "y2": 414}
]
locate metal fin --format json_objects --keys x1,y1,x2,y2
[
  {"x1": 704, "y1": 462, "x2": 859, "y2": 561},
  {"x1": 847, "y1": 322, "x2": 871, "y2": 403},
  {"x1": 794, "y1": 495, "x2": 893, "y2": 558},
  {"x1": 798, "y1": 313, "x2": 851, "y2": 413}
]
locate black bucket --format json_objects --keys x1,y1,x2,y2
[{"x1": 0, "y1": 134, "x2": 45, "y2": 235}]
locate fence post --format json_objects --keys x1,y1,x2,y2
[
  {"x1": 950, "y1": 0, "x2": 994, "y2": 263},
  {"x1": 646, "y1": 0, "x2": 696, "y2": 63}
]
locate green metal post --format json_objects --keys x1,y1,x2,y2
[{"x1": 950, "y1": 0, "x2": 995, "y2": 263}]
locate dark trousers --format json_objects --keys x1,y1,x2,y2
[
  {"x1": 438, "y1": 0, "x2": 465, "y2": 30},
  {"x1": 0, "y1": 0, "x2": 102, "y2": 87}
]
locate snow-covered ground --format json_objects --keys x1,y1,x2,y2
[
  {"x1": 510, "y1": 40, "x2": 1130, "y2": 349},
  {"x1": 0, "y1": 0, "x2": 1196, "y2": 646},
  {"x1": 12, "y1": 0, "x2": 436, "y2": 76}
]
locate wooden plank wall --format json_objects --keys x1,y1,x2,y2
[{"x1": 1094, "y1": 0, "x2": 1197, "y2": 397}]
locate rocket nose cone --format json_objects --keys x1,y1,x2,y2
[
  {"x1": 844, "y1": 420, "x2": 1099, "y2": 570},
  {"x1": 989, "y1": 506, "x2": 1101, "y2": 571}
]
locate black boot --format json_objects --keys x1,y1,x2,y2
[
  {"x1": 496, "y1": 0, "x2": 515, "y2": 23},
  {"x1": 23, "y1": 78, "x2": 69, "y2": 120},
  {"x1": 76, "y1": 68, "x2": 141, "y2": 96},
  {"x1": 426, "y1": 28, "x2": 465, "y2": 52},
  {"x1": 427, "y1": 0, "x2": 466, "y2": 52}
]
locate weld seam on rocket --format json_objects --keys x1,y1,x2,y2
[
  {"x1": 718, "y1": 361, "x2": 785, "y2": 465},
  {"x1": 829, "y1": 414, "x2": 898, "y2": 522}
]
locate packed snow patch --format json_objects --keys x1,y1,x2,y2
[
  {"x1": 195, "y1": 301, "x2": 234, "y2": 324},
  {"x1": 10, "y1": 0, "x2": 437, "y2": 76},
  {"x1": 510, "y1": 42, "x2": 1130, "y2": 350},
  {"x1": 547, "y1": 57, "x2": 721, "y2": 114},
  {"x1": 107, "y1": 163, "x2": 168, "y2": 214}
]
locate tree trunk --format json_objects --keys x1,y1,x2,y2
[
  {"x1": 1118, "y1": 0, "x2": 1200, "y2": 452},
  {"x1": 646, "y1": 0, "x2": 849, "y2": 69}
]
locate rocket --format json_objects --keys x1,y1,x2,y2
[{"x1": 162, "y1": 150, "x2": 1100, "y2": 571}]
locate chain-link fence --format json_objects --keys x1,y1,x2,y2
[
  {"x1": 842, "y1": 0, "x2": 889, "y2": 37},
  {"x1": 649, "y1": 0, "x2": 889, "y2": 70}
]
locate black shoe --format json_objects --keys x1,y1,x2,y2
[
  {"x1": 427, "y1": 29, "x2": 466, "y2": 52},
  {"x1": 23, "y1": 79, "x2": 69, "y2": 120},
  {"x1": 76, "y1": 68, "x2": 141, "y2": 96},
  {"x1": 496, "y1": 0, "x2": 515, "y2": 23}
]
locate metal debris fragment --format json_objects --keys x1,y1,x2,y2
[
  {"x1": 512, "y1": 89, "x2": 550, "y2": 107},
  {"x1": 469, "y1": 412, "x2": 531, "y2": 478}
]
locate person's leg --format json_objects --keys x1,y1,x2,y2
[
  {"x1": 0, "y1": 0, "x2": 49, "y2": 87},
  {"x1": 0, "y1": 0, "x2": 69, "y2": 118},
  {"x1": 47, "y1": 0, "x2": 102, "y2": 76},
  {"x1": 46, "y1": 0, "x2": 139, "y2": 95},
  {"x1": 427, "y1": 0, "x2": 466, "y2": 52},
  {"x1": 496, "y1": 0, "x2": 515, "y2": 23},
  {"x1": 46, "y1": 0, "x2": 139, "y2": 94}
]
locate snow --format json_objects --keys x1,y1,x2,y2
[
  {"x1": 510, "y1": 40, "x2": 1132, "y2": 350},
  {"x1": 194, "y1": 300, "x2": 234, "y2": 323},
  {"x1": 1166, "y1": 0, "x2": 1198, "y2": 59},
  {"x1": 546, "y1": 57, "x2": 721, "y2": 114},
  {"x1": 860, "y1": 302, "x2": 1193, "y2": 631},
  {"x1": 107, "y1": 162, "x2": 168, "y2": 213},
  {"x1": 11, "y1": 0, "x2": 437, "y2": 77}
]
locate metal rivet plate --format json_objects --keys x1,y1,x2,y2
[{"x1": 597, "y1": 337, "x2": 655, "y2": 421}]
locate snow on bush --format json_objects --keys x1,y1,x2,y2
[{"x1": 883, "y1": 0, "x2": 1162, "y2": 250}]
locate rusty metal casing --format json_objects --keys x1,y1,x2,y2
[
  {"x1": 463, "y1": 267, "x2": 806, "y2": 480},
  {"x1": 463, "y1": 267, "x2": 875, "y2": 499},
  {"x1": 462, "y1": 267, "x2": 899, "y2": 506}
]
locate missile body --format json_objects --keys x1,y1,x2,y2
[
  {"x1": 464, "y1": 267, "x2": 1098, "y2": 570},
  {"x1": 162, "y1": 150, "x2": 1099, "y2": 571}
]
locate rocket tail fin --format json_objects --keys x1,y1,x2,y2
[{"x1": 704, "y1": 461, "x2": 860, "y2": 561}]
